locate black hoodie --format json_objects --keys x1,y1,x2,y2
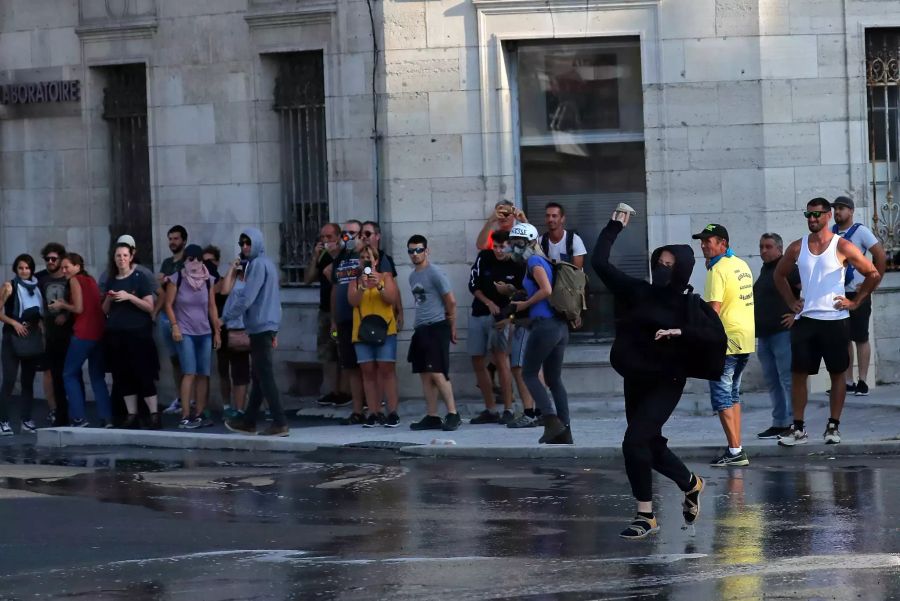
[{"x1": 592, "y1": 220, "x2": 724, "y2": 379}]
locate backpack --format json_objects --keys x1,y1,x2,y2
[
  {"x1": 831, "y1": 222, "x2": 866, "y2": 287},
  {"x1": 681, "y1": 293, "x2": 727, "y2": 381},
  {"x1": 548, "y1": 260, "x2": 588, "y2": 325},
  {"x1": 540, "y1": 230, "x2": 576, "y2": 263}
]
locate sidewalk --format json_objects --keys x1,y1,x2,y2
[{"x1": 36, "y1": 384, "x2": 900, "y2": 459}]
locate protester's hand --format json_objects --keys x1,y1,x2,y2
[
  {"x1": 314, "y1": 240, "x2": 324, "y2": 255},
  {"x1": 780, "y1": 312, "x2": 796, "y2": 329},
  {"x1": 486, "y1": 300, "x2": 501, "y2": 316},
  {"x1": 396, "y1": 312, "x2": 404, "y2": 331},
  {"x1": 790, "y1": 298, "x2": 804, "y2": 314},
  {"x1": 494, "y1": 281, "x2": 516, "y2": 296},
  {"x1": 13, "y1": 322, "x2": 28, "y2": 337},
  {"x1": 54, "y1": 314, "x2": 67, "y2": 326},
  {"x1": 213, "y1": 332, "x2": 221, "y2": 350},
  {"x1": 612, "y1": 210, "x2": 631, "y2": 227},
  {"x1": 110, "y1": 290, "x2": 131, "y2": 303},
  {"x1": 654, "y1": 328, "x2": 682, "y2": 340},
  {"x1": 171, "y1": 323, "x2": 183, "y2": 342},
  {"x1": 513, "y1": 208, "x2": 528, "y2": 223},
  {"x1": 834, "y1": 295, "x2": 856, "y2": 311},
  {"x1": 156, "y1": 273, "x2": 166, "y2": 284},
  {"x1": 272, "y1": 335, "x2": 278, "y2": 349},
  {"x1": 450, "y1": 325, "x2": 457, "y2": 345}
]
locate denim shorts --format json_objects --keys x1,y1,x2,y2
[
  {"x1": 157, "y1": 313, "x2": 179, "y2": 358},
  {"x1": 176, "y1": 333, "x2": 212, "y2": 376},
  {"x1": 467, "y1": 314, "x2": 510, "y2": 356},
  {"x1": 709, "y1": 353, "x2": 750, "y2": 412},
  {"x1": 510, "y1": 325, "x2": 529, "y2": 368},
  {"x1": 354, "y1": 334, "x2": 397, "y2": 364}
]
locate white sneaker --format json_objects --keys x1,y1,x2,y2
[
  {"x1": 0, "y1": 421, "x2": 12, "y2": 436},
  {"x1": 163, "y1": 398, "x2": 182, "y2": 414},
  {"x1": 778, "y1": 426, "x2": 808, "y2": 447},
  {"x1": 824, "y1": 423, "x2": 841, "y2": 445},
  {"x1": 21, "y1": 420, "x2": 37, "y2": 434}
]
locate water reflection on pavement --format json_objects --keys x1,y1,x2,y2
[{"x1": 0, "y1": 446, "x2": 898, "y2": 600}]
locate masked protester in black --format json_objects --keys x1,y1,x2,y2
[{"x1": 592, "y1": 211, "x2": 721, "y2": 540}]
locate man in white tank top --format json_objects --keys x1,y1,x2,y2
[{"x1": 773, "y1": 198, "x2": 880, "y2": 447}]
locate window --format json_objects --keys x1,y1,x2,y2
[
  {"x1": 865, "y1": 29, "x2": 900, "y2": 269},
  {"x1": 273, "y1": 51, "x2": 328, "y2": 285},
  {"x1": 514, "y1": 38, "x2": 647, "y2": 338},
  {"x1": 101, "y1": 64, "x2": 153, "y2": 260}
]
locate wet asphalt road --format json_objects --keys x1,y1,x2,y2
[{"x1": 0, "y1": 442, "x2": 898, "y2": 601}]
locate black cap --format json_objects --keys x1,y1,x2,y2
[
  {"x1": 184, "y1": 244, "x2": 203, "y2": 259},
  {"x1": 692, "y1": 224, "x2": 729, "y2": 242},
  {"x1": 833, "y1": 196, "x2": 854, "y2": 210}
]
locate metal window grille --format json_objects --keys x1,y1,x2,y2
[
  {"x1": 866, "y1": 29, "x2": 900, "y2": 269},
  {"x1": 102, "y1": 64, "x2": 153, "y2": 261},
  {"x1": 273, "y1": 52, "x2": 328, "y2": 285}
]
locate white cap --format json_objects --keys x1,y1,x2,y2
[
  {"x1": 509, "y1": 223, "x2": 538, "y2": 241},
  {"x1": 116, "y1": 234, "x2": 136, "y2": 248}
]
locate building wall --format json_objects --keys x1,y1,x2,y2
[{"x1": 2, "y1": 0, "x2": 899, "y2": 399}]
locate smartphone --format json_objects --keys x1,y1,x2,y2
[{"x1": 362, "y1": 260, "x2": 372, "y2": 275}]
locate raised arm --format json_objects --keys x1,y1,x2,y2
[{"x1": 591, "y1": 217, "x2": 643, "y2": 298}]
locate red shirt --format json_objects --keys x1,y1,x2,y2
[{"x1": 73, "y1": 274, "x2": 105, "y2": 341}]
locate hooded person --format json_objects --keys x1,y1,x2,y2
[
  {"x1": 222, "y1": 227, "x2": 288, "y2": 437},
  {"x1": 592, "y1": 211, "x2": 724, "y2": 541}
]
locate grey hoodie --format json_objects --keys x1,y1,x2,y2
[{"x1": 221, "y1": 227, "x2": 282, "y2": 334}]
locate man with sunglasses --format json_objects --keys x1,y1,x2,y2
[
  {"x1": 36, "y1": 242, "x2": 71, "y2": 426},
  {"x1": 774, "y1": 198, "x2": 881, "y2": 447},
  {"x1": 327, "y1": 220, "x2": 367, "y2": 424}
]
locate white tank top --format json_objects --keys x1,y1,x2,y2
[{"x1": 797, "y1": 234, "x2": 848, "y2": 320}]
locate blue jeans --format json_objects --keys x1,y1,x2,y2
[
  {"x1": 176, "y1": 334, "x2": 212, "y2": 376},
  {"x1": 523, "y1": 318, "x2": 569, "y2": 425},
  {"x1": 757, "y1": 331, "x2": 793, "y2": 427},
  {"x1": 64, "y1": 337, "x2": 111, "y2": 421},
  {"x1": 709, "y1": 353, "x2": 750, "y2": 412}
]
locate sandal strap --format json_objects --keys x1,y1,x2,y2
[{"x1": 626, "y1": 517, "x2": 654, "y2": 535}]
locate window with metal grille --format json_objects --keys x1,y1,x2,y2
[
  {"x1": 866, "y1": 29, "x2": 900, "y2": 269},
  {"x1": 102, "y1": 64, "x2": 153, "y2": 263},
  {"x1": 273, "y1": 51, "x2": 329, "y2": 285}
]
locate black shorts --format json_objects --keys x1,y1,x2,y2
[
  {"x1": 791, "y1": 317, "x2": 850, "y2": 375},
  {"x1": 846, "y1": 292, "x2": 871, "y2": 343},
  {"x1": 336, "y1": 320, "x2": 358, "y2": 370},
  {"x1": 408, "y1": 320, "x2": 451, "y2": 377}
]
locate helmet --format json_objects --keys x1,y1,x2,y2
[{"x1": 509, "y1": 223, "x2": 538, "y2": 241}]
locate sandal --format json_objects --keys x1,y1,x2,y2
[
  {"x1": 619, "y1": 515, "x2": 659, "y2": 540},
  {"x1": 682, "y1": 475, "x2": 704, "y2": 525}
]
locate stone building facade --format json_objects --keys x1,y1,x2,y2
[{"x1": 2, "y1": 0, "x2": 900, "y2": 399}]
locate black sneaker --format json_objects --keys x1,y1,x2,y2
[
  {"x1": 316, "y1": 393, "x2": 337, "y2": 407},
  {"x1": 855, "y1": 380, "x2": 869, "y2": 396},
  {"x1": 757, "y1": 426, "x2": 792, "y2": 439},
  {"x1": 384, "y1": 412, "x2": 401, "y2": 428},
  {"x1": 470, "y1": 409, "x2": 500, "y2": 424},
  {"x1": 70, "y1": 418, "x2": 89, "y2": 428},
  {"x1": 499, "y1": 410, "x2": 515, "y2": 425},
  {"x1": 224, "y1": 418, "x2": 257, "y2": 435},
  {"x1": 828, "y1": 382, "x2": 855, "y2": 394},
  {"x1": 442, "y1": 412, "x2": 462, "y2": 431},
  {"x1": 339, "y1": 412, "x2": 365, "y2": 426},
  {"x1": 332, "y1": 393, "x2": 353, "y2": 408},
  {"x1": 364, "y1": 413, "x2": 385, "y2": 428},
  {"x1": 410, "y1": 415, "x2": 444, "y2": 431},
  {"x1": 709, "y1": 449, "x2": 750, "y2": 467}
]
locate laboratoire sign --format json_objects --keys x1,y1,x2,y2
[{"x1": 0, "y1": 80, "x2": 81, "y2": 105}]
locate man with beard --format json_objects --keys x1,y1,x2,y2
[
  {"x1": 35, "y1": 243, "x2": 71, "y2": 426},
  {"x1": 775, "y1": 198, "x2": 880, "y2": 446},
  {"x1": 156, "y1": 225, "x2": 188, "y2": 415}
]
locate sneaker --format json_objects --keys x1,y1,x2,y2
[
  {"x1": 200, "y1": 415, "x2": 215, "y2": 428},
  {"x1": 224, "y1": 407, "x2": 240, "y2": 420},
  {"x1": 316, "y1": 393, "x2": 336, "y2": 407},
  {"x1": 682, "y1": 475, "x2": 704, "y2": 525},
  {"x1": 163, "y1": 398, "x2": 182, "y2": 414},
  {"x1": 545, "y1": 426, "x2": 574, "y2": 445},
  {"x1": 339, "y1": 412, "x2": 366, "y2": 426},
  {"x1": 332, "y1": 393, "x2": 353, "y2": 408},
  {"x1": 259, "y1": 423, "x2": 290, "y2": 437},
  {"x1": 757, "y1": 426, "x2": 792, "y2": 439},
  {"x1": 442, "y1": 412, "x2": 462, "y2": 431},
  {"x1": 506, "y1": 413, "x2": 538, "y2": 429},
  {"x1": 147, "y1": 414, "x2": 161, "y2": 430},
  {"x1": 778, "y1": 426, "x2": 808, "y2": 447},
  {"x1": 70, "y1": 418, "x2": 90, "y2": 428},
  {"x1": 709, "y1": 449, "x2": 750, "y2": 467},
  {"x1": 0, "y1": 421, "x2": 12, "y2": 436},
  {"x1": 470, "y1": 409, "x2": 500, "y2": 425},
  {"x1": 824, "y1": 423, "x2": 842, "y2": 444},
  {"x1": 20, "y1": 420, "x2": 37, "y2": 434},
  {"x1": 364, "y1": 413, "x2": 385, "y2": 428},
  {"x1": 410, "y1": 415, "x2": 444, "y2": 431},
  {"x1": 384, "y1": 412, "x2": 401, "y2": 428},
  {"x1": 178, "y1": 417, "x2": 191, "y2": 429},
  {"x1": 619, "y1": 515, "x2": 659, "y2": 540},
  {"x1": 499, "y1": 410, "x2": 515, "y2": 425},
  {"x1": 224, "y1": 418, "x2": 257, "y2": 435},
  {"x1": 123, "y1": 414, "x2": 139, "y2": 430},
  {"x1": 854, "y1": 380, "x2": 869, "y2": 396}
]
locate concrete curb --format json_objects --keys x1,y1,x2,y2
[{"x1": 36, "y1": 428, "x2": 322, "y2": 453}]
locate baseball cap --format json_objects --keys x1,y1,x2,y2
[
  {"x1": 691, "y1": 224, "x2": 729, "y2": 242},
  {"x1": 116, "y1": 234, "x2": 136, "y2": 248},
  {"x1": 833, "y1": 196, "x2": 854, "y2": 210},
  {"x1": 509, "y1": 223, "x2": 539, "y2": 241}
]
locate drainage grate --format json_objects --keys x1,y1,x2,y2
[{"x1": 342, "y1": 441, "x2": 422, "y2": 450}]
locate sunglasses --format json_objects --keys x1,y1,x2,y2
[
  {"x1": 803, "y1": 210, "x2": 826, "y2": 219},
  {"x1": 186, "y1": 256, "x2": 201, "y2": 262},
  {"x1": 407, "y1": 247, "x2": 426, "y2": 255},
  {"x1": 361, "y1": 231, "x2": 375, "y2": 238},
  {"x1": 43, "y1": 255, "x2": 59, "y2": 262}
]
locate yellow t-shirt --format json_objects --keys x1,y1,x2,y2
[
  {"x1": 351, "y1": 286, "x2": 397, "y2": 343},
  {"x1": 704, "y1": 255, "x2": 755, "y2": 355}
]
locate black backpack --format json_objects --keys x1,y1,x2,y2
[
  {"x1": 681, "y1": 293, "x2": 727, "y2": 381},
  {"x1": 540, "y1": 230, "x2": 576, "y2": 262}
]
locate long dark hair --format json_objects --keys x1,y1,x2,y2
[
  {"x1": 65, "y1": 253, "x2": 89, "y2": 277},
  {"x1": 12, "y1": 253, "x2": 35, "y2": 276}
]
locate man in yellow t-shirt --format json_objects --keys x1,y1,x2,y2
[{"x1": 693, "y1": 224, "x2": 755, "y2": 468}]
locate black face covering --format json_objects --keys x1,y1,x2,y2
[{"x1": 651, "y1": 264, "x2": 673, "y2": 288}]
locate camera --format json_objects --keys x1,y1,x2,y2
[{"x1": 362, "y1": 260, "x2": 372, "y2": 276}]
